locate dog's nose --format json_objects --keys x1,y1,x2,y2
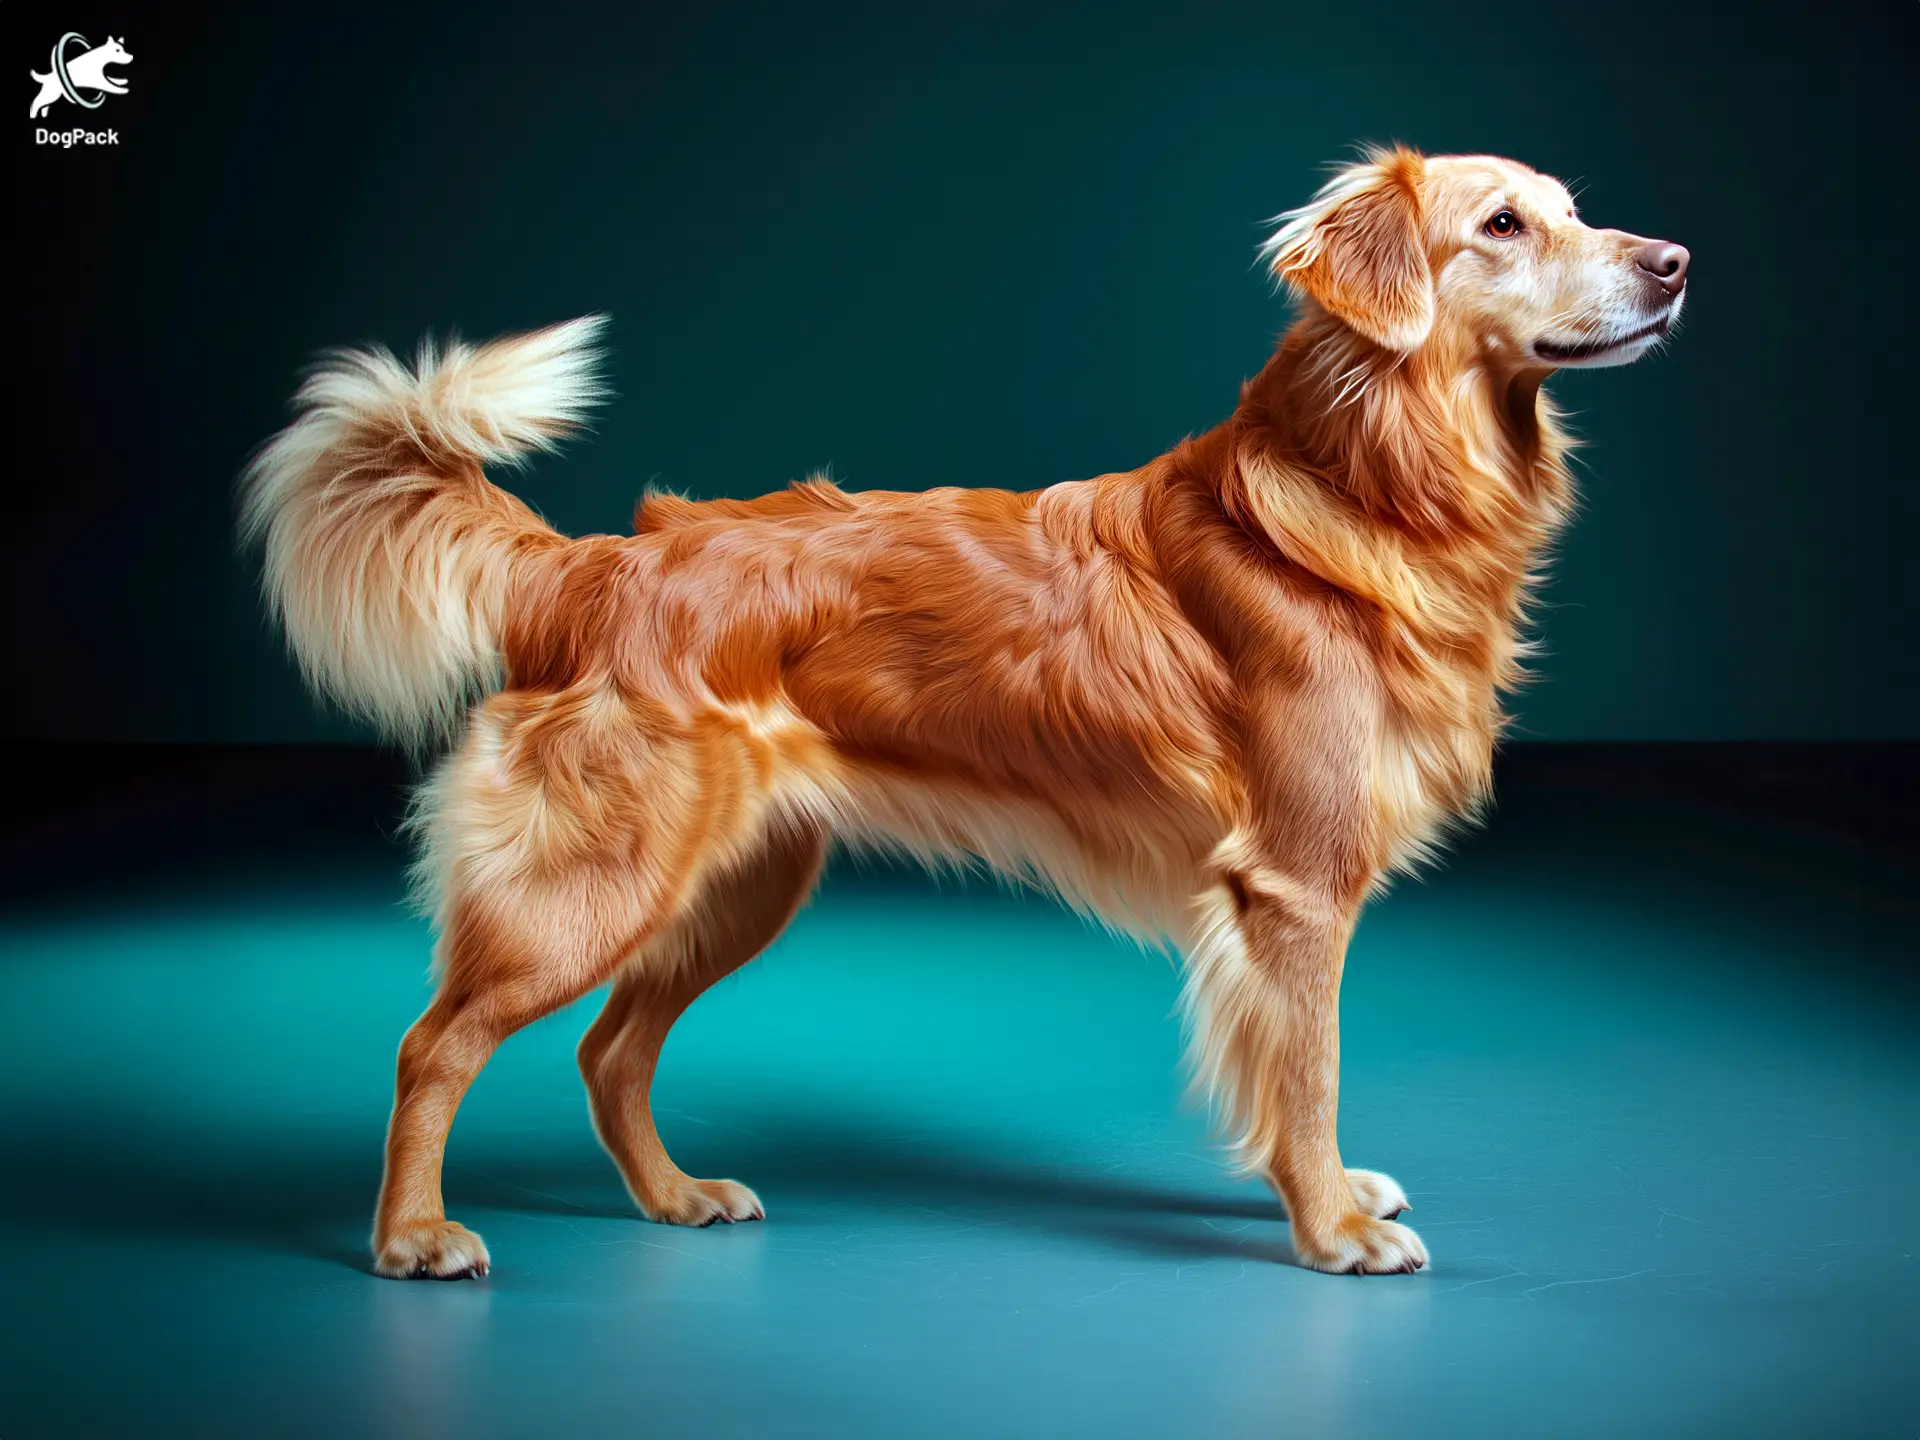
[{"x1": 1634, "y1": 240, "x2": 1690, "y2": 295}]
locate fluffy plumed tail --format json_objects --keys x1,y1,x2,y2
[{"x1": 240, "y1": 316, "x2": 607, "y2": 746}]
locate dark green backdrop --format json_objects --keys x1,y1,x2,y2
[{"x1": 16, "y1": 2, "x2": 1916, "y2": 741}]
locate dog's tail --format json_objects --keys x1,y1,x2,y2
[{"x1": 240, "y1": 316, "x2": 607, "y2": 746}]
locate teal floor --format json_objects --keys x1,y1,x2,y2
[{"x1": 1, "y1": 779, "x2": 1915, "y2": 1437}]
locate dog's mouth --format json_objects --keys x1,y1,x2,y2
[{"x1": 1533, "y1": 314, "x2": 1671, "y2": 364}]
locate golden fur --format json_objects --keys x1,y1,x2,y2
[{"x1": 242, "y1": 148, "x2": 1687, "y2": 1278}]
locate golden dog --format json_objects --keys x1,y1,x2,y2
[{"x1": 242, "y1": 148, "x2": 1687, "y2": 1279}]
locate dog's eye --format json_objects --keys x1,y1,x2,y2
[{"x1": 1485, "y1": 210, "x2": 1522, "y2": 239}]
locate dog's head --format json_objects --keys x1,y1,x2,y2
[
  {"x1": 96, "y1": 36, "x2": 133, "y2": 67},
  {"x1": 1262, "y1": 148, "x2": 1687, "y2": 371}
]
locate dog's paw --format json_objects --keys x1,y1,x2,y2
[
  {"x1": 643, "y1": 1177, "x2": 765, "y2": 1228},
  {"x1": 1294, "y1": 1213, "x2": 1429, "y2": 1275},
  {"x1": 373, "y1": 1219, "x2": 491, "y2": 1280},
  {"x1": 1345, "y1": 1168, "x2": 1411, "y2": 1220}
]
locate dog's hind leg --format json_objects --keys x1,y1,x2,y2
[
  {"x1": 371, "y1": 864, "x2": 676, "y2": 1279},
  {"x1": 371, "y1": 696, "x2": 743, "y2": 1279},
  {"x1": 578, "y1": 822, "x2": 826, "y2": 1226}
]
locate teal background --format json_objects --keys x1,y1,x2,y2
[{"x1": 15, "y1": 4, "x2": 1918, "y2": 741}]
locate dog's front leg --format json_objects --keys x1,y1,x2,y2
[{"x1": 1188, "y1": 862, "x2": 1426, "y2": 1274}]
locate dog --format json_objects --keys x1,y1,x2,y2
[
  {"x1": 242, "y1": 147, "x2": 1686, "y2": 1279},
  {"x1": 28, "y1": 35, "x2": 131, "y2": 119}
]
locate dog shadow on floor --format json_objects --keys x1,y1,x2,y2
[
  {"x1": 464, "y1": 1109, "x2": 1306, "y2": 1266},
  {"x1": 0, "y1": 1102, "x2": 1304, "y2": 1271}
]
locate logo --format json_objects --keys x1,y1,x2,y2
[{"x1": 30, "y1": 32, "x2": 130, "y2": 144}]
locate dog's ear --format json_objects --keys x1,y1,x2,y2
[{"x1": 1262, "y1": 148, "x2": 1432, "y2": 352}]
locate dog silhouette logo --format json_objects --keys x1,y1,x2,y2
[{"x1": 29, "y1": 33, "x2": 131, "y2": 119}]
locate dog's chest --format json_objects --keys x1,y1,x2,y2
[{"x1": 1366, "y1": 635, "x2": 1504, "y2": 877}]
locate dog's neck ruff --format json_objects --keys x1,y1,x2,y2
[
  {"x1": 1194, "y1": 317, "x2": 1576, "y2": 844},
  {"x1": 1219, "y1": 319, "x2": 1572, "y2": 647}
]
